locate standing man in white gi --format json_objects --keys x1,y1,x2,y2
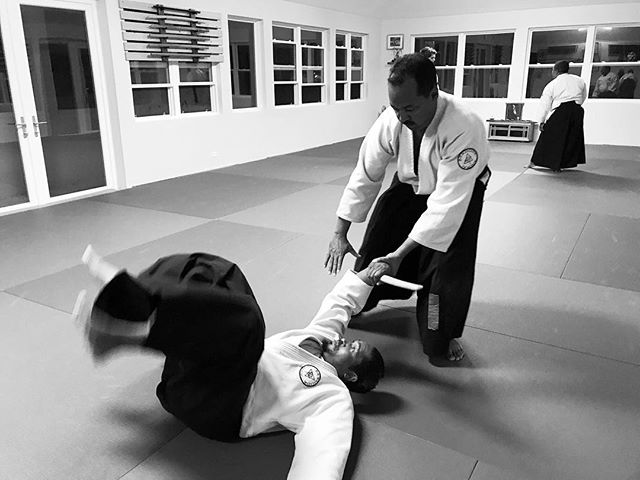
[
  {"x1": 324, "y1": 52, "x2": 490, "y2": 362},
  {"x1": 528, "y1": 60, "x2": 587, "y2": 172}
]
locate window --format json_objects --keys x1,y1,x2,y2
[
  {"x1": 414, "y1": 36, "x2": 458, "y2": 94},
  {"x1": 130, "y1": 61, "x2": 215, "y2": 117},
  {"x1": 526, "y1": 29, "x2": 587, "y2": 98},
  {"x1": 229, "y1": 20, "x2": 257, "y2": 109},
  {"x1": 272, "y1": 24, "x2": 325, "y2": 106},
  {"x1": 336, "y1": 32, "x2": 365, "y2": 101},
  {"x1": 463, "y1": 33, "x2": 513, "y2": 98},
  {"x1": 589, "y1": 26, "x2": 640, "y2": 99}
]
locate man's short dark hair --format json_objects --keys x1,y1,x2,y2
[
  {"x1": 347, "y1": 346, "x2": 384, "y2": 394},
  {"x1": 388, "y1": 53, "x2": 438, "y2": 97},
  {"x1": 554, "y1": 60, "x2": 570, "y2": 74}
]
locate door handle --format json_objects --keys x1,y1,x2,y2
[
  {"x1": 32, "y1": 116, "x2": 47, "y2": 137},
  {"x1": 8, "y1": 116, "x2": 28, "y2": 138}
]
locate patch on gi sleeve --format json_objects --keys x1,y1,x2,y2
[
  {"x1": 299, "y1": 364, "x2": 321, "y2": 387},
  {"x1": 457, "y1": 148, "x2": 478, "y2": 170}
]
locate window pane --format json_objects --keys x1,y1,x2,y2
[
  {"x1": 351, "y1": 69, "x2": 362, "y2": 81},
  {"x1": 336, "y1": 34, "x2": 346, "y2": 47},
  {"x1": 274, "y1": 69, "x2": 296, "y2": 81},
  {"x1": 273, "y1": 43, "x2": 295, "y2": 65},
  {"x1": 132, "y1": 88, "x2": 169, "y2": 116},
  {"x1": 336, "y1": 82, "x2": 345, "y2": 100},
  {"x1": 180, "y1": 86, "x2": 211, "y2": 113},
  {"x1": 351, "y1": 36, "x2": 362, "y2": 49},
  {"x1": 436, "y1": 68, "x2": 455, "y2": 94},
  {"x1": 529, "y1": 29, "x2": 587, "y2": 64},
  {"x1": 465, "y1": 33, "x2": 513, "y2": 65},
  {"x1": 229, "y1": 20, "x2": 257, "y2": 109},
  {"x1": 275, "y1": 84, "x2": 294, "y2": 105},
  {"x1": 273, "y1": 26, "x2": 293, "y2": 42},
  {"x1": 336, "y1": 49, "x2": 346, "y2": 67},
  {"x1": 336, "y1": 69, "x2": 346, "y2": 81},
  {"x1": 302, "y1": 85, "x2": 322, "y2": 103},
  {"x1": 525, "y1": 66, "x2": 581, "y2": 97},
  {"x1": 352, "y1": 50, "x2": 363, "y2": 67},
  {"x1": 593, "y1": 26, "x2": 640, "y2": 62},
  {"x1": 179, "y1": 64, "x2": 211, "y2": 82},
  {"x1": 463, "y1": 68, "x2": 510, "y2": 98},
  {"x1": 302, "y1": 69, "x2": 323, "y2": 83},
  {"x1": 301, "y1": 30, "x2": 322, "y2": 46},
  {"x1": 415, "y1": 36, "x2": 458, "y2": 66},
  {"x1": 302, "y1": 47, "x2": 323, "y2": 67},
  {"x1": 350, "y1": 83, "x2": 361, "y2": 99},
  {"x1": 130, "y1": 61, "x2": 168, "y2": 84},
  {"x1": 590, "y1": 65, "x2": 638, "y2": 99}
]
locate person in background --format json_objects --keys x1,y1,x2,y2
[
  {"x1": 528, "y1": 60, "x2": 587, "y2": 172},
  {"x1": 75, "y1": 246, "x2": 387, "y2": 480},
  {"x1": 420, "y1": 46, "x2": 438, "y2": 63},
  {"x1": 592, "y1": 65, "x2": 618, "y2": 98},
  {"x1": 324, "y1": 52, "x2": 490, "y2": 362},
  {"x1": 618, "y1": 69, "x2": 637, "y2": 99}
]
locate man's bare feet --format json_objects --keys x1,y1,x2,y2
[{"x1": 447, "y1": 339, "x2": 464, "y2": 361}]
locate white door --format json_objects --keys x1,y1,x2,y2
[{"x1": 0, "y1": 0, "x2": 113, "y2": 213}]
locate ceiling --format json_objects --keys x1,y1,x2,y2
[{"x1": 283, "y1": 0, "x2": 638, "y2": 19}]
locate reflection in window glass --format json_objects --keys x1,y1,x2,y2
[
  {"x1": 273, "y1": 26, "x2": 293, "y2": 42},
  {"x1": 415, "y1": 36, "x2": 458, "y2": 66},
  {"x1": 436, "y1": 69, "x2": 455, "y2": 94},
  {"x1": 179, "y1": 64, "x2": 211, "y2": 82},
  {"x1": 336, "y1": 49, "x2": 346, "y2": 67},
  {"x1": 352, "y1": 51, "x2": 362, "y2": 67},
  {"x1": 302, "y1": 48, "x2": 323, "y2": 67},
  {"x1": 350, "y1": 83, "x2": 361, "y2": 99},
  {"x1": 336, "y1": 34, "x2": 346, "y2": 47},
  {"x1": 462, "y1": 68, "x2": 509, "y2": 98},
  {"x1": 351, "y1": 36, "x2": 362, "y2": 49},
  {"x1": 351, "y1": 69, "x2": 362, "y2": 82},
  {"x1": 180, "y1": 86, "x2": 211, "y2": 113},
  {"x1": 229, "y1": 20, "x2": 257, "y2": 109},
  {"x1": 593, "y1": 26, "x2": 640, "y2": 62},
  {"x1": 130, "y1": 61, "x2": 168, "y2": 84},
  {"x1": 302, "y1": 70, "x2": 323, "y2": 83},
  {"x1": 336, "y1": 83, "x2": 345, "y2": 100},
  {"x1": 529, "y1": 29, "x2": 587, "y2": 64},
  {"x1": 301, "y1": 30, "x2": 322, "y2": 46},
  {"x1": 336, "y1": 70, "x2": 346, "y2": 81},
  {"x1": 273, "y1": 44, "x2": 295, "y2": 65},
  {"x1": 275, "y1": 84, "x2": 294, "y2": 105},
  {"x1": 274, "y1": 69, "x2": 295, "y2": 81},
  {"x1": 589, "y1": 65, "x2": 639, "y2": 99},
  {"x1": 526, "y1": 66, "x2": 582, "y2": 98},
  {"x1": 465, "y1": 33, "x2": 513, "y2": 65},
  {"x1": 302, "y1": 85, "x2": 322, "y2": 103},
  {"x1": 132, "y1": 88, "x2": 169, "y2": 117}
]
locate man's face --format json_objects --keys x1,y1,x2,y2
[
  {"x1": 388, "y1": 76, "x2": 437, "y2": 133},
  {"x1": 322, "y1": 337, "x2": 372, "y2": 374}
]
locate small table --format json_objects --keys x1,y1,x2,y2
[{"x1": 486, "y1": 119, "x2": 535, "y2": 142}]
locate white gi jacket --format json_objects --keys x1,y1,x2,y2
[
  {"x1": 240, "y1": 271, "x2": 373, "y2": 480},
  {"x1": 336, "y1": 91, "x2": 490, "y2": 253},
  {"x1": 536, "y1": 73, "x2": 587, "y2": 123}
]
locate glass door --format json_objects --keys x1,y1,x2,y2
[
  {"x1": 19, "y1": 3, "x2": 106, "y2": 197},
  {"x1": 0, "y1": 23, "x2": 30, "y2": 208}
]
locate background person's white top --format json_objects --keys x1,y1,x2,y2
[{"x1": 537, "y1": 73, "x2": 587, "y2": 124}]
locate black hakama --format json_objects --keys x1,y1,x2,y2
[
  {"x1": 530, "y1": 101, "x2": 585, "y2": 171},
  {"x1": 95, "y1": 253, "x2": 265, "y2": 441},
  {"x1": 354, "y1": 173, "x2": 486, "y2": 356}
]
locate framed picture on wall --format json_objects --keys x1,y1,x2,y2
[{"x1": 386, "y1": 34, "x2": 404, "y2": 50}]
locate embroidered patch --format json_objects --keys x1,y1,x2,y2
[
  {"x1": 457, "y1": 148, "x2": 478, "y2": 170},
  {"x1": 299, "y1": 364, "x2": 321, "y2": 387}
]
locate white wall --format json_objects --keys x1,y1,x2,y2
[
  {"x1": 97, "y1": 0, "x2": 382, "y2": 188},
  {"x1": 378, "y1": 3, "x2": 640, "y2": 146}
]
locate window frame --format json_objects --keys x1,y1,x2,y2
[
  {"x1": 461, "y1": 31, "x2": 515, "y2": 99},
  {"x1": 272, "y1": 23, "x2": 326, "y2": 107},
  {"x1": 130, "y1": 61, "x2": 217, "y2": 118},
  {"x1": 335, "y1": 31, "x2": 366, "y2": 102}
]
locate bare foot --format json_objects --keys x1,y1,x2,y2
[
  {"x1": 82, "y1": 245, "x2": 121, "y2": 285},
  {"x1": 447, "y1": 339, "x2": 464, "y2": 361}
]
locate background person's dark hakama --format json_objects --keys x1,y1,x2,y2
[
  {"x1": 354, "y1": 174, "x2": 486, "y2": 357},
  {"x1": 531, "y1": 101, "x2": 586, "y2": 171}
]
